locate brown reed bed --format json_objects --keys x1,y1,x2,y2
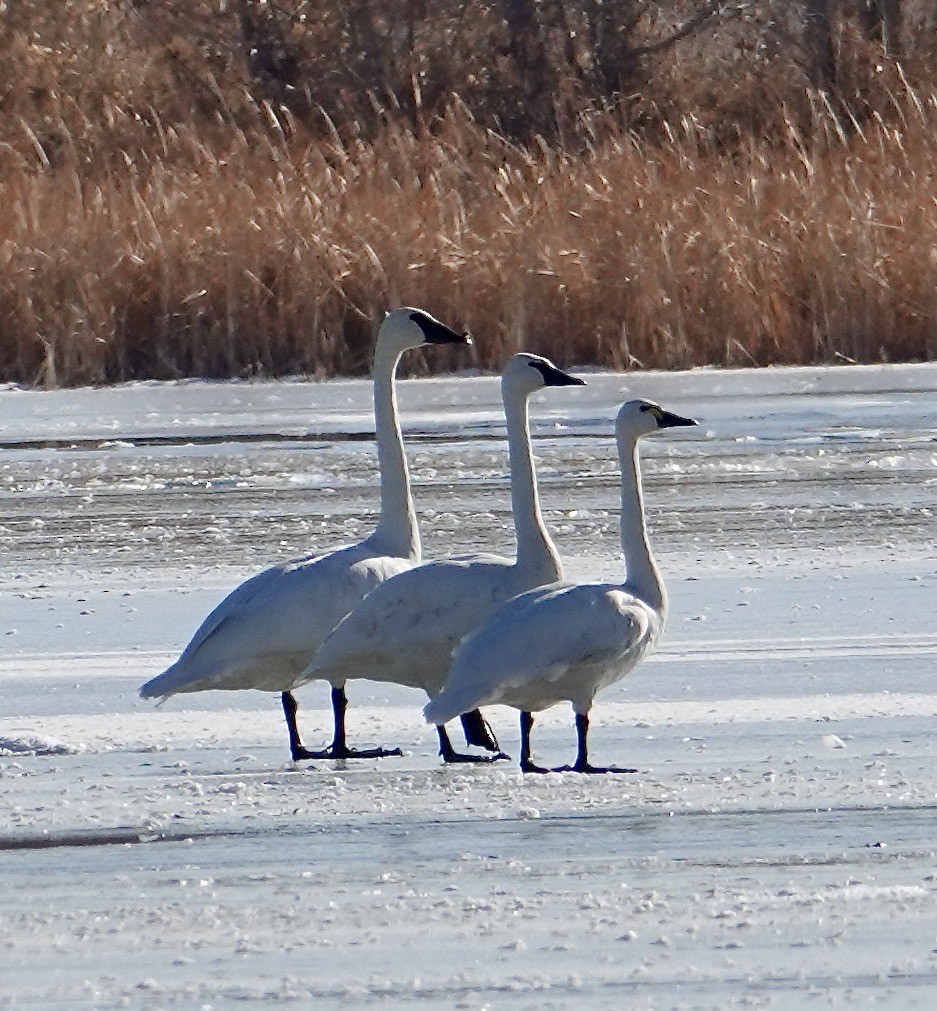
[
  {"x1": 1, "y1": 6, "x2": 936, "y2": 386},
  {"x1": 4, "y1": 98, "x2": 936, "y2": 387}
]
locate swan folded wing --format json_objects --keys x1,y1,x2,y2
[
  {"x1": 141, "y1": 546, "x2": 408, "y2": 698},
  {"x1": 426, "y1": 584, "x2": 651, "y2": 722},
  {"x1": 176, "y1": 563, "x2": 289, "y2": 662},
  {"x1": 296, "y1": 557, "x2": 515, "y2": 692},
  {"x1": 139, "y1": 563, "x2": 303, "y2": 698}
]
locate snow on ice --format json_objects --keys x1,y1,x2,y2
[{"x1": 1, "y1": 363, "x2": 936, "y2": 1007}]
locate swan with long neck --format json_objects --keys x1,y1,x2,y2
[
  {"x1": 424, "y1": 399, "x2": 697, "y2": 773},
  {"x1": 139, "y1": 307, "x2": 470, "y2": 761},
  {"x1": 297, "y1": 353, "x2": 585, "y2": 763}
]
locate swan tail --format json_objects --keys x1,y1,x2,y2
[
  {"x1": 139, "y1": 659, "x2": 195, "y2": 701},
  {"x1": 423, "y1": 686, "x2": 482, "y2": 727}
]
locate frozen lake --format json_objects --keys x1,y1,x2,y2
[{"x1": 1, "y1": 363, "x2": 936, "y2": 1007}]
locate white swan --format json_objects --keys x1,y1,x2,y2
[
  {"x1": 139, "y1": 307, "x2": 469, "y2": 761},
  {"x1": 296, "y1": 353, "x2": 586, "y2": 762},
  {"x1": 423, "y1": 399, "x2": 697, "y2": 773}
]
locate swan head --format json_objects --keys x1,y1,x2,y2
[
  {"x1": 378, "y1": 307, "x2": 471, "y2": 355},
  {"x1": 502, "y1": 353, "x2": 586, "y2": 397},
  {"x1": 617, "y1": 399, "x2": 697, "y2": 438}
]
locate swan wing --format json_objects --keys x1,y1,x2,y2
[
  {"x1": 176, "y1": 561, "x2": 297, "y2": 661},
  {"x1": 140, "y1": 545, "x2": 411, "y2": 697},
  {"x1": 298, "y1": 556, "x2": 517, "y2": 692},
  {"x1": 425, "y1": 583, "x2": 654, "y2": 723}
]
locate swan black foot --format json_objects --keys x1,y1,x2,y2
[
  {"x1": 460, "y1": 709, "x2": 503, "y2": 753},
  {"x1": 437, "y1": 725, "x2": 510, "y2": 764},
  {"x1": 517, "y1": 711, "x2": 552, "y2": 773},
  {"x1": 556, "y1": 713, "x2": 636, "y2": 774},
  {"x1": 554, "y1": 761, "x2": 638, "y2": 775},
  {"x1": 445, "y1": 750, "x2": 511, "y2": 764},
  {"x1": 293, "y1": 743, "x2": 403, "y2": 761}
]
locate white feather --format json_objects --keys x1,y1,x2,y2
[
  {"x1": 424, "y1": 399, "x2": 697, "y2": 748},
  {"x1": 298, "y1": 354, "x2": 585, "y2": 700},
  {"x1": 425, "y1": 583, "x2": 658, "y2": 721},
  {"x1": 139, "y1": 307, "x2": 463, "y2": 703}
]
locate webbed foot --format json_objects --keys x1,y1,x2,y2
[
  {"x1": 293, "y1": 744, "x2": 403, "y2": 761},
  {"x1": 442, "y1": 749, "x2": 511, "y2": 765},
  {"x1": 554, "y1": 761, "x2": 638, "y2": 775}
]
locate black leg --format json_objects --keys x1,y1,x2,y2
[
  {"x1": 282, "y1": 691, "x2": 316, "y2": 761},
  {"x1": 285, "y1": 686, "x2": 402, "y2": 761},
  {"x1": 555, "y1": 712, "x2": 638, "y2": 774},
  {"x1": 460, "y1": 709, "x2": 504, "y2": 753},
  {"x1": 519, "y1": 711, "x2": 550, "y2": 773},
  {"x1": 437, "y1": 723, "x2": 509, "y2": 764},
  {"x1": 331, "y1": 684, "x2": 348, "y2": 751},
  {"x1": 574, "y1": 711, "x2": 590, "y2": 769}
]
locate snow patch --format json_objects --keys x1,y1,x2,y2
[{"x1": 0, "y1": 734, "x2": 80, "y2": 757}]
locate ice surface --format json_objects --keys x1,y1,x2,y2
[{"x1": 1, "y1": 363, "x2": 936, "y2": 1007}]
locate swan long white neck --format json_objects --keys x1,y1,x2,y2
[
  {"x1": 617, "y1": 435, "x2": 666, "y2": 616},
  {"x1": 369, "y1": 340, "x2": 420, "y2": 561},
  {"x1": 502, "y1": 386, "x2": 562, "y2": 582}
]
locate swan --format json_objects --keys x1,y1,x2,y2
[
  {"x1": 296, "y1": 352, "x2": 586, "y2": 762},
  {"x1": 423, "y1": 399, "x2": 697, "y2": 773},
  {"x1": 139, "y1": 307, "x2": 471, "y2": 761}
]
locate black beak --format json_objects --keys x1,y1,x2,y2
[
  {"x1": 531, "y1": 360, "x2": 586, "y2": 387},
  {"x1": 412, "y1": 313, "x2": 472, "y2": 346},
  {"x1": 657, "y1": 410, "x2": 697, "y2": 428}
]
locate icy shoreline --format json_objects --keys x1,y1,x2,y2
[{"x1": 2, "y1": 363, "x2": 936, "y2": 1007}]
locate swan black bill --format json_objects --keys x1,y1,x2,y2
[
  {"x1": 529, "y1": 360, "x2": 587, "y2": 387},
  {"x1": 657, "y1": 410, "x2": 697, "y2": 428},
  {"x1": 412, "y1": 313, "x2": 472, "y2": 346}
]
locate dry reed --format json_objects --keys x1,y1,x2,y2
[{"x1": 1, "y1": 3, "x2": 936, "y2": 386}]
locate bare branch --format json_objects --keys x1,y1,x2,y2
[{"x1": 632, "y1": 2, "x2": 747, "y2": 59}]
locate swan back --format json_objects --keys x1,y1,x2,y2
[
  {"x1": 424, "y1": 581, "x2": 660, "y2": 721},
  {"x1": 140, "y1": 544, "x2": 413, "y2": 697}
]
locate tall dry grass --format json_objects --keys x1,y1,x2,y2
[{"x1": 1, "y1": 3, "x2": 936, "y2": 386}]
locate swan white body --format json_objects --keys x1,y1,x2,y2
[
  {"x1": 301, "y1": 553, "x2": 553, "y2": 697},
  {"x1": 139, "y1": 307, "x2": 468, "y2": 759},
  {"x1": 425, "y1": 582, "x2": 662, "y2": 719},
  {"x1": 142, "y1": 546, "x2": 414, "y2": 697},
  {"x1": 297, "y1": 354, "x2": 585, "y2": 756},
  {"x1": 424, "y1": 400, "x2": 697, "y2": 773}
]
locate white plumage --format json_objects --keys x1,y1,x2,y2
[
  {"x1": 142, "y1": 548, "x2": 413, "y2": 699},
  {"x1": 139, "y1": 307, "x2": 469, "y2": 761},
  {"x1": 297, "y1": 353, "x2": 586, "y2": 762},
  {"x1": 424, "y1": 399, "x2": 697, "y2": 773},
  {"x1": 427, "y1": 585, "x2": 657, "y2": 719}
]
